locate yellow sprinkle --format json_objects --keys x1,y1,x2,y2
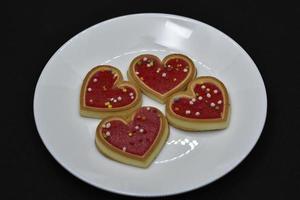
[
  {"x1": 108, "y1": 105, "x2": 112, "y2": 108},
  {"x1": 128, "y1": 132, "x2": 133, "y2": 137},
  {"x1": 122, "y1": 88, "x2": 127, "y2": 92}
]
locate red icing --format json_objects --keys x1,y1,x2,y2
[
  {"x1": 134, "y1": 56, "x2": 190, "y2": 94},
  {"x1": 85, "y1": 70, "x2": 136, "y2": 108},
  {"x1": 171, "y1": 83, "x2": 224, "y2": 119},
  {"x1": 101, "y1": 107, "x2": 161, "y2": 156}
]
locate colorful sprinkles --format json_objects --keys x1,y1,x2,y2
[{"x1": 171, "y1": 83, "x2": 225, "y2": 119}]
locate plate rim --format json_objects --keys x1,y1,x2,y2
[{"x1": 33, "y1": 13, "x2": 268, "y2": 197}]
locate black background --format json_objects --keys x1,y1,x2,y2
[{"x1": 4, "y1": 0, "x2": 300, "y2": 199}]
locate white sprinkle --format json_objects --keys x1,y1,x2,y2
[
  {"x1": 139, "y1": 129, "x2": 144, "y2": 133},
  {"x1": 117, "y1": 96, "x2": 122, "y2": 101},
  {"x1": 146, "y1": 107, "x2": 150, "y2": 110},
  {"x1": 156, "y1": 70, "x2": 160, "y2": 73},
  {"x1": 122, "y1": 147, "x2": 126, "y2": 152},
  {"x1": 178, "y1": 64, "x2": 182, "y2": 67},
  {"x1": 189, "y1": 101, "x2": 194, "y2": 105},
  {"x1": 185, "y1": 110, "x2": 191, "y2": 115},
  {"x1": 206, "y1": 93, "x2": 211, "y2": 98},
  {"x1": 195, "y1": 112, "x2": 200, "y2": 116},
  {"x1": 192, "y1": 98, "x2": 196, "y2": 102},
  {"x1": 131, "y1": 96, "x2": 135, "y2": 99},
  {"x1": 201, "y1": 85, "x2": 206, "y2": 89},
  {"x1": 210, "y1": 102, "x2": 216, "y2": 107},
  {"x1": 217, "y1": 100, "x2": 222, "y2": 104},
  {"x1": 198, "y1": 96, "x2": 203, "y2": 100},
  {"x1": 167, "y1": 64, "x2": 171, "y2": 68},
  {"x1": 135, "y1": 126, "x2": 139, "y2": 130},
  {"x1": 147, "y1": 63, "x2": 151, "y2": 67},
  {"x1": 89, "y1": 99, "x2": 93, "y2": 103},
  {"x1": 183, "y1": 68, "x2": 188, "y2": 72},
  {"x1": 135, "y1": 71, "x2": 139, "y2": 75},
  {"x1": 113, "y1": 99, "x2": 117, "y2": 103},
  {"x1": 143, "y1": 57, "x2": 147, "y2": 61},
  {"x1": 129, "y1": 92, "x2": 134, "y2": 96},
  {"x1": 93, "y1": 78, "x2": 98, "y2": 82},
  {"x1": 105, "y1": 131, "x2": 111, "y2": 137},
  {"x1": 110, "y1": 98, "x2": 114, "y2": 101},
  {"x1": 213, "y1": 89, "x2": 218, "y2": 94},
  {"x1": 87, "y1": 87, "x2": 92, "y2": 92},
  {"x1": 105, "y1": 122, "x2": 111, "y2": 128},
  {"x1": 162, "y1": 72, "x2": 167, "y2": 77},
  {"x1": 206, "y1": 88, "x2": 210, "y2": 92}
]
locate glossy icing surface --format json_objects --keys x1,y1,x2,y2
[
  {"x1": 133, "y1": 55, "x2": 190, "y2": 94},
  {"x1": 171, "y1": 83, "x2": 224, "y2": 119},
  {"x1": 85, "y1": 70, "x2": 136, "y2": 108},
  {"x1": 101, "y1": 107, "x2": 161, "y2": 156}
]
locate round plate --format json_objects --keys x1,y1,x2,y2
[{"x1": 34, "y1": 13, "x2": 267, "y2": 196}]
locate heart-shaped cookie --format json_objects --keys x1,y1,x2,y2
[
  {"x1": 96, "y1": 107, "x2": 169, "y2": 168},
  {"x1": 80, "y1": 65, "x2": 142, "y2": 119},
  {"x1": 128, "y1": 54, "x2": 196, "y2": 103},
  {"x1": 166, "y1": 76, "x2": 230, "y2": 131}
]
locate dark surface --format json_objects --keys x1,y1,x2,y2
[{"x1": 3, "y1": 0, "x2": 300, "y2": 199}]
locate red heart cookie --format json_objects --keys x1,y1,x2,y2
[
  {"x1": 166, "y1": 76, "x2": 230, "y2": 131},
  {"x1": 128, "y1": 54, "x2": 196, "y2": 103},
  {"x1": 80, "y1": 65, "x2": 142, "y2": 119},
  {"x1": 96, "y1": 107, "x2": 169, "y2": 168}
]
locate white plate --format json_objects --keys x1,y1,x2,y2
[{"x1": 34, "y1": 13, "x2": 267, "y2": 196}]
